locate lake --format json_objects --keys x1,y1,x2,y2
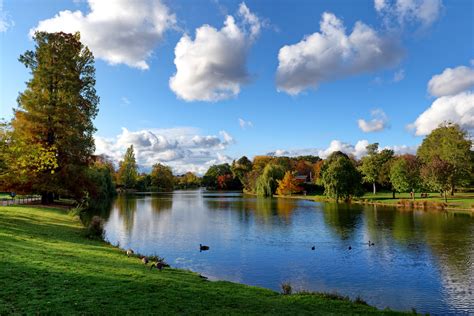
[{"x1": 101, "y1": 190, "x2": 474, "y2": 314}]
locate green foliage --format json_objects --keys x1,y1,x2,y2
[
  {"x1": 150, "y1": 163, "x2": 174, "y2": 191},
  {"x1": 321, "y1": 152, "x2": 363, "y2": 202},
  {"x1": 231, "y1": 156, "x2": 253, "y2": 183},
  {"x1": 390, "y1": 155, "x2": 421, "y2": 195},
  {"x1": 256, "y1": 164, "x2": 286, "y2": 197},
  {"x1": 417, "y1": 123, "x2": 473, "y2": 193},
  {"x1": 5, "y1": 32, "x2": 99, "y2": 202},
  {"x1": 117, "y1": 145, "x2": 138, "y2": 189},
  {"x1": 175, "y1": 172, "x2": 201, "y2": 189},
  {"x1": 202, "y1": 163, "x2": 232, "y2": 189},
  {"x1": 358, "y1": 143, "x2": 394, "y2": 194}
]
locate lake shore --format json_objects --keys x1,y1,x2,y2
[
  {"x1": 269, "y1": 192, "x2": 474, "y2": 213},
  {"x1": 0, "y1": 204, "x2": 407, "y2": 315}
]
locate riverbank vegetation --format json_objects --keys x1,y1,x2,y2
[{"x1": 0, "y1": 204, "x2": 405, "y2": 314}]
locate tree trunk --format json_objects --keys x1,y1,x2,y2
[
  {"x1": 450, "y1": 184, "x2": 455, "y2": 196},
  {"x1": 41, "y1": 192, "x2": 54, "y2": 205},
  {"x1": 444, "y1": 191, "x2": 447, "y2": 203},
  {"x1": 373, "y1": 182, "x2": 376, "y2": 195},
  {"x1": 392, "y1": 190, "x2": 396, "y2": 199}
]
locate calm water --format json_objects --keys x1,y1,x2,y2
[{"x1": 102, "y1": 190, "x2": 474, "y2": 314}]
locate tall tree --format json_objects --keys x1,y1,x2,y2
[
  {"x1": 150, "y1": 163, "x2": 174, "y2": 191},
  {"x1": 321, "y1": 151, "x2": 363, "y2": 202},
  {"x1": 420, "y1": 156, "x2": 453, "y2": 202},
  {"x1": 117, "y1": 145, "x2": 138, "y2": 189},
  {"x1": 417, "y1": 123, "x2": 473, "y2": 195},
  {"x1": 256, "y1": 163, "x2": 286, "y2": 197},
  {"x1": 231, "y1": 156, "x2": 252, "y2": 184},
  {"x1": 359, "y1": 144, "x2": 394, "y2": 194},
  {"x1": 8, "y1": 32, "x2": 99, "y2": 203},
  {"x1": 390, "y1": 155, "x2": 421, "y2": 199}
]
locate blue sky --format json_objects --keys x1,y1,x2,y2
[{"x1": 0, "y1": 0, "x2": 473, "y2": 174}]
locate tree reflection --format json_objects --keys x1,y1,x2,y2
[{"x1": 321, "y1": 203, "x2": 362, "y2": 240}]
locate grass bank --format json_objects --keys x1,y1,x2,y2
[
  {"x1": 0, "y1": 205, "x2": 405, "y2": 315},
  {"x1": 283, "y1": 192, "x2": 474, "y2": 212}
]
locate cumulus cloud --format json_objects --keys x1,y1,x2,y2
[
  {"x1": 95, "y1": 127, "x2": 235, "y2": 174},
  {"x1": 276, "y1": 12, "x2": 403, "y2": 95},
  {"x1": 30, "y1": 0, "x2": 176, "y2": 70},
  {"x1": 375, "y1": 0, "x2": 443, "y2": 29},
  {"x1": 169, "y1": 2, "x2": 261, "y2": 101},
  {"x1": 409, "y1": 92, "x2": 474, "y2": 135},
  {"x1": 0, "y1": 1, "x2": 13, "y2": 32},
  {"x1": 427, "y1": 65, "x2": 474, "y2": 97},
  {"x1": 238, "y1": 118, "x2": 253, "y2": 129},
  {"x1": 358, "y1": 109, "x2": 389, "y2": 132}
]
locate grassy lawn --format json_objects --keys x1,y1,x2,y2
[
  {"x1": 0, "y1": 205, "x2": 405, "y2": 315},
  {"x1": 291, "y1": 192, "x2": 474, "y2": 210}
]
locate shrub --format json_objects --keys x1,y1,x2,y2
[
  {"x1": 281, "y1": 282, "x2": 292, "y2": 295},
  {"x1": 354, "y1": 296, "x2": 368, "y2": 305},
  {"x1": 86, "y1": 216, "x2": 104, "y2": 239}
]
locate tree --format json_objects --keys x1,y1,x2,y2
[
  {"x1": 390, "y1": 155, "x2": 421, "y2": 199},
  {"x1": 256, "y1": 163, "x2": 286, "y2": 197},
  {"x1": 7, "y1": 32, "x2": 99, "y2": 203},
  {"x1": 417, "y1": 123, "x2": 472, "y2": 195},
  {"x1": 312, "y1": 160, "x2": 324, "y2": 185},
  {"x1": 321, "y1": 151, "x2": 363, "y2": 202},
  {"x1": 150, "y1": 163, "x2": 174, "y2": 191},
  {"x1": 117, "y1": 145, "x2": 138, "y2": 189},
  {"x1": 276, "y1": 171, "x2": 302, "y2": 196},
  {"x1": 420, "y1": 156, "x2": 453, "y2": 202},
  {"x1": 231, "y1": 156, "x2": 252, "y2": 184},
  {"x1": 202, "y1": 163, "x2": 237, "y2": 189},
  {"x1": 358, "y1": 144, "x2": 394, "y2": 194},
  {"x1": 176, "y1": 172, "x2": 201, "y2": 189}
]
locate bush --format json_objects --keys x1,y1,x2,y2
[
  {"x1": 281, "y1": 282, "x2": 292, "y2": 295},
  {"x1": 86, "y1": 216, "x2": 104, "y2": 239}
]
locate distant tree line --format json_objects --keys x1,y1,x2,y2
[{"x1": 202, "y1": 123, "x2": 473, "y2": 202}]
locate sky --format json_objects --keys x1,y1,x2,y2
[{"x1": 0, "y1": 0, "x2": 473, "y2": 174}]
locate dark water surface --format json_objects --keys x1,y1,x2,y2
[{"x1": 102, "y1": 190, "x2": 474, "y2": 314}]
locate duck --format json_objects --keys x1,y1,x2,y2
[
  {"x1": 199, "y1": 244, "x2": 210, "y2": 252},
  {"x1": 126, "y1": 249, "x2": 134, "y2": 257},
  {"x1": 141, "y1": 256, "x2": 149, "y2": 265},
  {"x1": 150, "y1": 261, "x2": 165, "y2": 271},
  {"x1": 311, "y1": 246, "x2": 315, "y2": 251},
  {"x1": 348, "y1": 246, "x2": 352, "y2": 250}
]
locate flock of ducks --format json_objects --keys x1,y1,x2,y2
[
  {"x1": 125, "y1": 244, "x2": 211, "y2": 270},
  {"x1": 126, "y1": 241, "x2": 375, "y2": 268}
]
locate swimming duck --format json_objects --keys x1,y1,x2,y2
[
  {"x1": 311, "y1": 246, "x2": 315, "y2": 250},
  {"x1": 200, "y1": 244, "x2": 210, "y2": 251}
]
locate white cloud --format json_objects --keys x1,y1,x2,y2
[
  {"x1": 238, "y1": 118, "x2": 253, "y2": 129},
  {"x1": 427, "y1": 65, "x2": 474, "y2": 97},
  {"x1": 276, "y1": 12, "x2": 403, "y2": 95},
  {"x1": 393, "y1": 69, "x2": 405, "y2": 82},
  {"x1": 409, "y1": 92, "x2": 474, "y2": 135},
  {"x1": 375, "y1": 0, "x2": 443, "y2": 29},
  {"x1": 169, "y1": 2, "x2": 261, "y2": 101},
  {"x1": 267, "y1": 139, "x2": 417, "y2": 160},
  {"x1": 0, "y1": 1, "x2": 13, "y2": 32},
  {"x1": 358, "y1": 109, "x2": 389, "y2": 132},
  {"x1": 31, "y1": 0, "x2": 176, "y2": 70},
  {"x1": 95, "y1": 127, "x2": 236, "y2": 174}
]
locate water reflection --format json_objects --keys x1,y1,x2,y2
[{"x1": 102, "y1": 190, "x2": 474, "y2": 314}]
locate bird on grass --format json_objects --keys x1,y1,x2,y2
[
  {"x1": 150, "y1": 261, "x2": 166, "y2": 271},
  {"x1": 142, "y1": 256, "x2": 149, "y2": 265},
  {"x1": 200, "y1": 244, "x2": 210, "y2": 252},
  {"x1": 126, "y1": 249, "x2": 134, "y2": 257}
]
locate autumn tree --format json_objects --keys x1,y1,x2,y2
[
  {"x1": 117, "y1": 145, "x2": 138, "y2": 189},
  {"x1": 321, "y1": 151, "x2": 363, "y2": 202},
  {"x1": 256, "y1": 163, "x2": 286, "y2": 197},
  {"x1": 202, "y1": 163, "x2": 241, "y2": 190},
  {"x1": 7, "y1": 32, "x2": 99, "y2": 203},
  {"x1": 150, "y1": 163, "x2": 174, "y2": 191},
  {"x1": 276, "y1": 171, "x2": 302, "y2": 196},
  {"x1": 417, "y1": 123, "x2": 472, "y2": 195},
  {"x1": 312, "y1": 160, "x2": 324, "y2": 185}
]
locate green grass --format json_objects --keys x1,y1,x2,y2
[
  {"x1": 0, "y1": 205, "x2": 405, "y2": 315},
  {"x1": 289, "y1": 192, "x2": 474, "y2": 210}
]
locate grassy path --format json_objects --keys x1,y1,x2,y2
[{"x1": 0, "y1": 205, "x2": 406, "y2": 315}]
